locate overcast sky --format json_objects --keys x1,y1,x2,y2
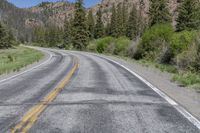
[{"x1": 8, "y1": 0, "x2": 101, "y2": 8}]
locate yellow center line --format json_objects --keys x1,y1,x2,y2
[{"x1": 11, "y1": 57, "x2": 79, "y2": 133}]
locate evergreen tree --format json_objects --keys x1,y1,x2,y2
[
  {"x1": 48, "y1": 26, "x2": 57, "y2": 47},
  {"x1": 8, "y1": 30, "x2": 16, "y2": 46},
  {"x1": 0, "y1": 22, "x2": 12, "y2": 49},
  {"x1": 105, "y1": 23, "x2": 111, "y2": 36},
  {"x1": 122, "y1": 2, "x2": 128, "y2": 36},
  {"x1": 33, "y1": 27, "x2": 45, "y2": 45},
  {"x1": 176, "y1": 0, "x2": 200, "y2": 31},
  {"x1": 87, "y1": 9, "x2": 95, "y2": 39},
  {"x1": 110, "y1": 4, "x2": 117, "y2": 37},
  {"x1": 71, "y1": 0, "x2": 89, "y2": 50},
  {"x1": 138, "y1": 0, "x2": 146, "y2": 37},
  {"x1": 149, "y1": 0, "x2": 171, "y2": 26},
  {"x1": 94, "y1": 8, "x2": 104, "y2": 39},
  {"x1": 116, "y1": 3, "x2": 124, "y2": 37},
  {"x1": 126, "y1": 4, "x2": 138, "y2": 40},
  {"x1": 63, "y1": 19, "x2": 71, "y2": 48}
]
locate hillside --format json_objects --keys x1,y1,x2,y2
[
  {"x1": 0, "y1": 0, "x2": 180, "y2": 42},
  {"x1": 29, "y1": 1, "x2": 75, "y2": 27},
  {"x1": 27, "y1": 0, "x2": 179, "y2": 26},
  {"x1": 0, "y1": 0, "x2": 44, "y2": 41}
]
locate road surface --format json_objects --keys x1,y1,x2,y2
[{"x1": 0, "y1": 48, "x2": 199, "y2": 133}]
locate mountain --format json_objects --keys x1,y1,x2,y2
[
  {"x1": 0, "y1": 0, "x2": 45, "y2": 41},
  {"x1": 91, "y1": 0, "x2": 179, "y2": 25},
  {"x1": 0, "y1": 0, "x2": 180, "y2": 42},
  {"x1": 29, "y1": 1, "x2": 75, "y2": 27},
  {"x1": 27, "y1": 0, "x2": 180, "y2": 27}
]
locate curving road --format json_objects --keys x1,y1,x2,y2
[{"x1": 0, "y1": 48, "x2": 199, "y2": 133}]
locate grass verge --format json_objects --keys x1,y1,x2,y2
[
  {"x1": 136, "y1": 60, "x2": 200, "y2": 91},
  {"x1": 0, "y1": 46, "x2": 44, "y2": 75},
  {"x1": 172, "y1": 72, "x2": 200, "y2": 90}
]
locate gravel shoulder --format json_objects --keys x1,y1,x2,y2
[{"x1": 101, "y1": 55, "x2": 200, "y2": 121}]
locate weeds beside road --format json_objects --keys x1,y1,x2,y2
[{"x1": 0, "y1": 46, "x2": 44, "y2": 75}]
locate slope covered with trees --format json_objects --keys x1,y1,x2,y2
[{"x1": 1, "y1": 0, "x2": 200, "y2": 89}]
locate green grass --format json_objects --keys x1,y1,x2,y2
[
  {"x1": 172, "y1": 72, "x2": 200, "y2": 90},
  {"x1": 137, "y1": 59, "x2": 200, "y2": 91},
  {"x1": 0, "y1": 46, "x2": 44, "y2": 75},
  {"x1": 137, "y1": 59, "x2": 178, "y2": 73},
  {"x1": 135, "y1": 59, "x2": 200, "y2": 90}
]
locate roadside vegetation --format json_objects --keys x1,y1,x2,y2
[
  {"x1": 0, "y1": 21, "x2": 44, "y2": 75},
  {"x1": 0, "y1": 46, "x2": 44, "y2": 75},
  {"x1": 26, "y1": 0, "x2": 200, "y2": 90}
]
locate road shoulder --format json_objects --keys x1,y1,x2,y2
[{"x1": 100, "y1": 54, "x2": 200, "y2": 121}]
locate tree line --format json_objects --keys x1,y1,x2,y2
[
  {"x1": 33, "y1": 0, "x2": 200, "y2": 49},
  {"x1": 33, "y1": 0, "x2": 146, "y2": 49},
  {"x1": 2, "y1": 0, "x2": 199, "y2": 50}
]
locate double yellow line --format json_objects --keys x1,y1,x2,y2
[{"x1": 11, "y1": 57, "x2": 79, "y2": 133}]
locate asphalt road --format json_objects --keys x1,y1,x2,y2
[{"x1": 0, "y1": 48, "x2": 199, "y2": 133}]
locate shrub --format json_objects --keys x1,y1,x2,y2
[
  {"x1": 114, "y1": 37, "x2": 131, "y2": 56},
  {"x1": 171, "y1": 31, "x2": 197, "y2": 54},
  {"x1": 96, "y1": 37, "x2": 114, "y2": 53},
  {"x1": 128, "y1": 40, "x2": 140, "y2": 58},
  {"x1": 136, "y1": 24, "x2": 174, "y2": 61},
  {"x1": 176, "y1": 32, "x2": 200, "y2": 71},
  {"x1": 88, "y1": 37, "x2": 131, "y2": 56},
  {"x1": 173, "y1": 72, "x2": 200, "y2": 90},
  {"x1": 87, "y1": 41, "x2": 97, "y2": 52},
  {"x1": 158, "y1": 42, "x2": 174, "y2": 64}
]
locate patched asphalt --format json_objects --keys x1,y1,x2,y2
[
  {"x1": 29, "y1": 51, "x2": 199, "y2": 133},
  {"x1": 0, "y1": 50, "x2": 75, "y2": 132}
]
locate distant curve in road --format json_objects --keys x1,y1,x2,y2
[{"x1": 0, "y1": 48, "x2": 199, "y2": 133}]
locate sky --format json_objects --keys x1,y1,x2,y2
[{"x1": 8, "y1": 0, "x2": 101, "y2": 8}]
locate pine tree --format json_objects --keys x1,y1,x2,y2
[
  {"x1": 0, "y1": 22, "x2": 12, "y2": 49},
  {"x1": 149, "y1": 0, "x2": 171, "y2": 26},
  {"x1": 105, "y1": 23, "x2": 111, "y2": 36},
  {"x1": 126, "y1": 4, "x2": 138, "y2": 40},
  {"x1": 48, "y1": 27, "x2": 56, "y2": 47},
  {"x1": 71, "y1": 0, "x2": 89, "y2": 50},
  {"x1": 87, "y1": 9, "x2": 95, "y2": 39},
  {"x1": 116, "y1": 3, "x2": 123, "y2": 37},
  {"x1": 110, "y1": 4, "x2": 117, "y2": 37},
  {"x1": 122, "y1": 2, "x2": 128, "y2": 36},
  {"x1": 176, "y1": 0, "x2": 200, "y2": 31},
  {"x1": 137, "y1": 0, "x2": 146, "y2": 37},
  {"x1": 33, "y1": 27, "x2": 45, "y2": 45},
  {"x1": 94, "y1": 8, "x2": 104, "y2": 39},
  {"x1": 63, "y1": 19, "x2": 71, "y2": 48}
]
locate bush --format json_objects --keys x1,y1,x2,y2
[
  {"x1": 176, "y1": 51, "x2": 196, "y2": 71},
  {"x1": 87, "y1": 41, "x2": 97, "y2": 52},
  {"x1": 176, "y1": 32, "x2": 200, "y2": 71},
  {"x1": 136, "y1": 24, "x2": 174, "y2": 61},
  {"x1": 88, "y1": 37, "x2": 131, "y2": 56},
  {"x1": 171, "y1": 31, "x2": 197, "y2": 54},
  {"x1": 158, "y1": 42, "x2": 174, "y2": 64},
  {"x1": 173, "y1": 72, "x2": 200, "y2": 90},
  {"x1": 96, "y1": 37, "x2": 114, "y2": 53},
  {"x1": 128, "y1": 40, "x2": 140, "y2": 58},
  {"x1": 114, "y1": 37, "x2": 131, "y2": 56}
]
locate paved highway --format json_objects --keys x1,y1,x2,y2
[{"x1": 0, "y1": 48, "x2": 199, "y2": 133}]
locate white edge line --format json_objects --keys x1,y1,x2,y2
[
  {"x1": 0, "y1": 47, "x2": 53, "y2": 84},
  {"x1": 94, "y1": 54, "x2": 200, "y2": 130}
]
